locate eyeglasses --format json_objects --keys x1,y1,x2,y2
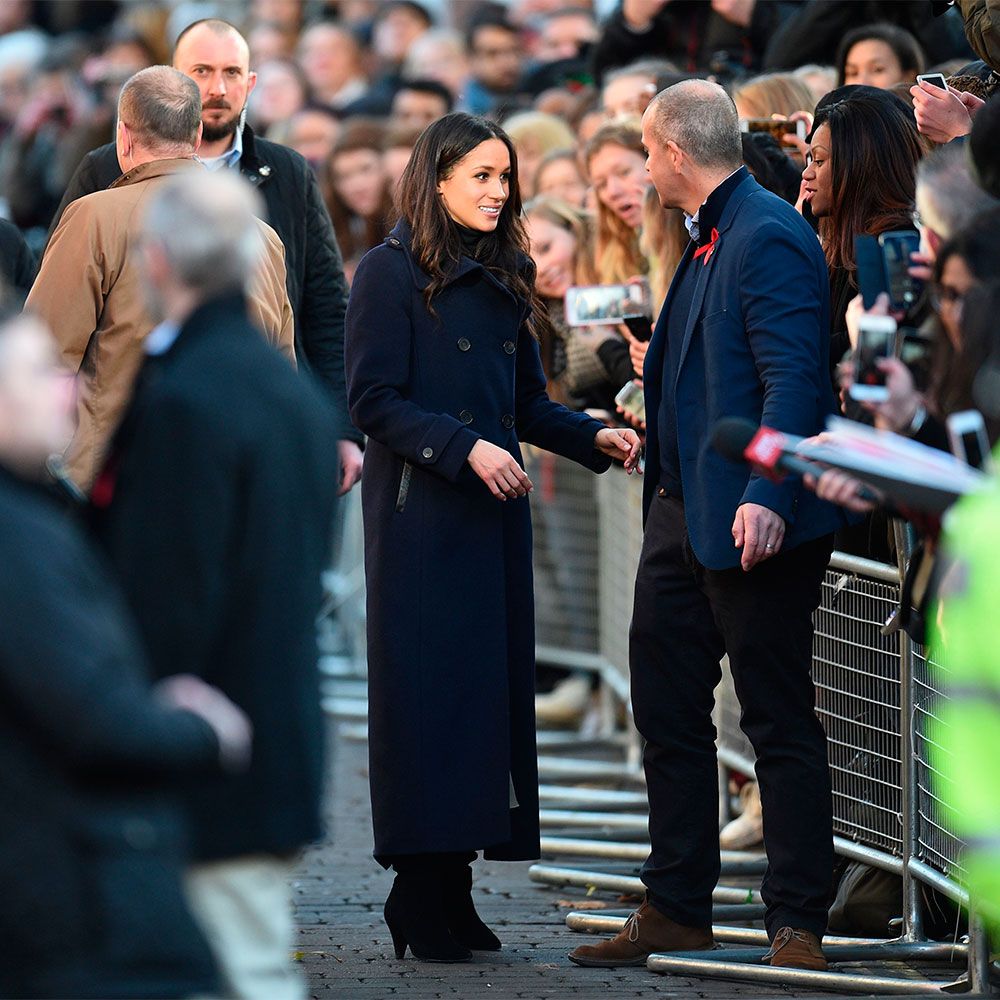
[{"x1": 930, "y1": 283, "x2": 966, "y2": 313}]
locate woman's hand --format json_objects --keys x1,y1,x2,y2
[
  {"x1": 467, "y1": 440, "x2": 533, "y2": 500},
  {"x1": 865, "y1": 357, "x2": 921, "y2": 433},
  {"x1": 619, "y1": 322, "x2": 649, "y2": 376},
  {"x1": 845, "y1": 291, "x2": 890, "y2": 351},
  {"x1": 803, "y1": 468, "x2": 878, "y2": 514},
  {"x1": 595, "y1": 427, "x2": 642, "y2": 473},
  {"x1": 909, "y1": 81, "x2": 976, "y2": 143}
]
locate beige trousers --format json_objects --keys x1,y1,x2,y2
[{"x1": 184, "y1": 855, "x2": 305, "y2": 1000}]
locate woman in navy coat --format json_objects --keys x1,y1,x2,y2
[{"x1": 346, "y1": 113, "x2": 640, "y2": 963}]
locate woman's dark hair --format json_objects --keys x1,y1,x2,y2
[
  {"x1": 929, "y1": 209, "x2": 1000, "y2": 427},
  {"x1": 835, "y1": 23, "x2": 926, "y2": 87},
  {"x1": 931, "y1": 281, "x2": 1000, "y2": 443},
  {"x1": 813, "y1": 93, "x2": 922, "y2": 272},
  {"x1": 740, "y1": 132, "x2": 800, "y2": 204},
  {"x1": 398, "y1": 112, "x2": 546, "y2": 335},
  {"x1": 322, "y1": 118, "x2": 393, "y2": 262}
]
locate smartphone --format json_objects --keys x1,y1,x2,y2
[
  {"x1": 855, "y1": 235, "x2": 889, "y2": 309},
  {"x1": 916, "y1": 72, "x2": 949, "y2": 92},
  {"x1": 614, "y1": 380, "x2": 646, "y2": 423},
  {"x1": 947, "y1": 410, "x2": 995, "y2": 473},
  {"x1": 879, "y1": 230, "x2": 922, "y2": 312},
  {"x1": 622, "y1": 313, "x2": 654, "y2": 342},
  {"x1": 850, "y1": 314, "x2": 897, "y2": 402},
  {"x1": 565, "y1": 279, "x2": 651, "y2": 327},
  {"x1": 739, "y1": 118, "x2": 807, "y2": 142}
]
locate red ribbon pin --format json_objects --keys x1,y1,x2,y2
[{"x1": 693, "y1": 227, "x2": 720, "y2": 266}]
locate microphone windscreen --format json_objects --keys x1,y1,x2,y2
[{"x1": 710, "y1": 417, "x2": 759, "y2": 462}]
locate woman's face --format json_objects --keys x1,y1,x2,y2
[
  {"x1": 526, "y1": 214, "x2": 577, "y2": 298},
  {"x1": 938, "y1": 254, "x2": 976, "y2": 351},
  {"x1": 437, "y1": 138, "x2": 511, "y2": 232},
  {"x1": 332, "y1": 148, "x2": 387, "y2": 218},
  {"x1": 588, "y1": 142, "x2": 647, "y2": 230},
  {"x1": 802, "y1": 123, "x2": 833, "y2": 218},
  {"x1": 843, "y1": 39, "x2": 907, "y2": 89},
  {"x1": 535, "y1": 156, "x2": 587, "y2": 207}
]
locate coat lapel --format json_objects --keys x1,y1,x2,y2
[{"x1": 674, "y1": 175, "x2": 759, "y2": 379}]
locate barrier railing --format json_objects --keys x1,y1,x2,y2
[{"x1": 536, "y1": 466, "x2": 992, "y2": 994}]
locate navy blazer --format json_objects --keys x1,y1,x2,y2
[{"x1": 643, "y1": 173, "x2": 845, "y2": 570}]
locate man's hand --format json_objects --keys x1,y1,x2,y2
[
  {"x1": 732, "y1": 502, "x2": 785, "y2": 572},
  {"x1": 337, "y1": 440, "x2": 364, "y2": 496},
  {"x1": 910, "y1": 81, "x2": 975, "y2": 143},
  {"x1": 596, "y1": 426, "x2": 643, "y2": 472},
  {"x1": 468, "y1": 440, "x2": 533, "y2": 500},
  {"x1": 711, "y1": 0, "x2": 756, "y2": 29}
]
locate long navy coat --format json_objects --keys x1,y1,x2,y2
[{"x1": 346, "y1": 220, "x2": 611, "y2": 862}]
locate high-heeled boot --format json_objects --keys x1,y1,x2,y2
[
  {"x1": 443, "y1": 861, "x2": 502, "y2": 951},
  {"x1": 383, "y1": 872, "x2": 472, "y2": 962}
]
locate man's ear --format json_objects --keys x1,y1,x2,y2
[
  {"x1": 118, "y1": 119, "x2": 131, "y2": 158},
  {"x1": 245, "y1": 70, "x2": 258, "y2": 99},
  {"x1": 667, "y1": 139, "x2": 684, "y2": 173},
  {"x1": 193, "y1": 120, "x2": 203, "y2": 154}
]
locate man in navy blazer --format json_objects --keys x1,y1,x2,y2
[{"x1": 570, "y1": 80, "x2": 843, "y2": 972}]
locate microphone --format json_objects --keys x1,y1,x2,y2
[{"x1": 711, "y1": 417, "x2": 881, "y2": 503}]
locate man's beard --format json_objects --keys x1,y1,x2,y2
[{"x1": 201, "y1": 107, "x2": 241, "y2": 143}]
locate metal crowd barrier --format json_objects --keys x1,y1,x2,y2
[{"x1": 533, "y1": 466, "x2": 993, "y2": 994}]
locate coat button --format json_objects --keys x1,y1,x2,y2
[
  {"x1": 501, "y1": 414, "x2": 514, "y2": 429},
  {"x1": 503, "y1": 340, "x2": 516, "y2": 354},
  {"x1": 658, "y1": 487, "x2": 667, "y2": 497},
  {"x1": 460, "y1": 409, "x2": 473, "y2": 424},
  {"x1": 422, "y1": 447, "x2": 434, "y2": 459},
  {"x1": 457, "y1": 338, "x2": 471, "y2": 351}
]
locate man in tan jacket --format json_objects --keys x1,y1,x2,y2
[{"x1": 26, "y1": 65, "x2": 294, "y2": 489}]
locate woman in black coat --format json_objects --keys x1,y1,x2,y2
[{"x1": 346, "y1": 113, "x2": 640, "y2": 963}]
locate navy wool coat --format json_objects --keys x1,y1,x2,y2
[
  {"x1": 642, "y1": 172, "x2": 846, "y2": 569},
  {"x1": 346, "y1": 220, "x2": 611, "y2": 862}
]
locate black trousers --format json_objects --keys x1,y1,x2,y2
[{"x1": 629, "y1": 494, "x2": 834, "y2": 939}]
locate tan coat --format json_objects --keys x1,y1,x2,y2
[{"x1": 26, "y1": 157, "x2": 295, "y2": 488}]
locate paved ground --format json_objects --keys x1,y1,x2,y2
[{"x1": 291, "y1": 723, "x2": 830, "y2": 1000}]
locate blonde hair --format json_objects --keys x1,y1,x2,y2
[
  {"x1": 733, "y1": 72, "x2": 815, "y2": 120},
  {"x1": 583, "y1": 120, "x2": 647, "y2": 283},
  {"x1": 639, "y1": 187, "x2": 687, "y2": 311},
  {"x1": 523, "y1": 195, "x2": 598, "y2": 287},
  {"x1": 502, "y1": 111, "x2": 576, "y2": 156}
]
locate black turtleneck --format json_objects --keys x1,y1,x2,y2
[{"x1": 456, "y1": 223, "x2": 488, "y2": 259}]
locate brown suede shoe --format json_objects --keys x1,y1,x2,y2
[
  {"x1": 764, "y1": 927, "x2": 828, "y2": 970},
  {"x1": 568, "y1": 899, "x2": 715, "y2": 968}
]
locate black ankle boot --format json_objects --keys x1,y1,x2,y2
[
  {"x1": 384, "y1": 873, "x2": 472, "y2": 963},
  {"x1": 443, "y1": 863, "x2": 502, "y2": 951}
]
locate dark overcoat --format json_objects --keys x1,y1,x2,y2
[
  {"x1": 0, "y1": 468, "x2": 219, "y2": 999},
  {"x1": 346, "y1": 221, "x2": 611, "y2": 862},
  {"x1": 91, "y1": 294, "x2": 340, "y2": 863}
]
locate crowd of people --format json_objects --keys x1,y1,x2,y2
[{"x1": 2, "y1": 0, "x2": 1000, "y2": 996}]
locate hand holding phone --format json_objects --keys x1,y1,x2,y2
[
  {"x1": 947, "y1": 410, "x2": 995, "y2": 473},
  {"x1": 565, "y1": 279, "x2": 652, "y2": 327},
  {"x1": 849, "y1": 315, "x2": 897, "y2": 402}
]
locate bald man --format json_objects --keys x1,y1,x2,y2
[
  {"x1": 27, "y1": 66, "x2": 294, "y2": 488},
  {"x1": 569, "y1": 80, "x2": 844, "y2": 972},
  {"x1": 51, "y1": 19, "x2": 363, "y2": 495}
]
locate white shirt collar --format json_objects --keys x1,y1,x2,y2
[{"x1": 145, "y1": 320, "x2": 181, "y2": 356}]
